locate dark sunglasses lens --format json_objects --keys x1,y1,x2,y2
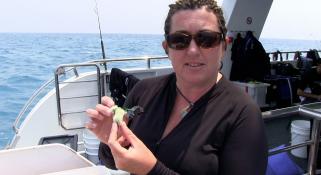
[
  {"x1": 167, "y1": 33, "x2": 191, "y2": 50},
  {"x1": 196, "y1": 31, "x2": 222, "y2": 48}
]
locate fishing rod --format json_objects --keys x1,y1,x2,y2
[{"x1": 94, "y1": 0, "x2": 107, "y2": 71}]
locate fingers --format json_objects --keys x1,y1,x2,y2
[
  {"x1": 86, "y1": 104, "x2": 113, "y2": 120},
  {"x1": 85, "y1": 122, "x2": 97, "y2": 129},
  {"x1": 86, "y1": 96, "x2": 115, "y2": 121},
  {"x1": 108, "y1": 122, "x2": 118, "y2": 141},
  {"x1": 85, "y1": 109, "x2": 99, "y2": 130},
  {"x1": 118, "y1": 121, "x2": 139, "y2": 147},
  {"x1": 96, "y1": 104, "x2": 114, "y2": 116},
  {"x1": 108, "y1": 123, "x2": 127, "y2": 155},
  {"x1": 102, "y1": 96, "x2": 115, "y2": 107},
  {"x1": 86, "y1": 108, "x2": 104, "y2": 120}
]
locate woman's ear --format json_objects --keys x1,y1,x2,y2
[{"x1": 162, "y1": 41, "x2": 169, "y2": 54}]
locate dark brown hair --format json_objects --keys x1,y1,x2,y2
[{"x1": 164, "y1": 0, "x2": 227, "y2": 38}]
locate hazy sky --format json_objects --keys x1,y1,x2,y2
[{"x1": 0, "y1": 0, "x2": 321, "y2": 40}]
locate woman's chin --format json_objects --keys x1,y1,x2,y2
[{"x1": 183, "y1": 75, "x2": 210, "y2": 86}]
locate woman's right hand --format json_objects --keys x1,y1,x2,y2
[{"x1": 86, "y1": 96, "x2": 116, "y2": 144}]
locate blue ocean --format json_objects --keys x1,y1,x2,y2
[{"x1": 0, "y1": 33, "x2": 321, "y2": 149}]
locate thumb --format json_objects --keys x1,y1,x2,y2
[
  {"x1": 119, "y1": 121, "x2": 140, "y2": 147},
  {"x1": 108, "y1": 123, "x2": 127, "y2": 155}
]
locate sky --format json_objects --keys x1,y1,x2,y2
[{"x1": 0, "y1": 0, "x2": 321, "y2": 40}]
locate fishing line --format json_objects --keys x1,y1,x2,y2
[{"x1": 94, "y1": 0, "x2": 107, "y2": 70}]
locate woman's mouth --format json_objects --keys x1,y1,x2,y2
[{"x1": 185, "y1": 63, "x2": 205, "y2": 67}]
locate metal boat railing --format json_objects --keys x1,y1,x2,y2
[
  {"x1": 12, "y1": 56, "x2": 170, "y2": 133},
  {"x1": 54, "y1": 56, "x2": 169, "y2": 130},
  {"x1": 12, "y1": 67, "x2": 76, "y2": 134},
  {"x1": 263, "y1": 102, "x2": 321, "y2": 175},
  {"x1": 89, "y1": 56, "x2": 169, "y2": 69},
  {"x1": 267, "y1": 50, "x2": 321, "y2": 62},
  {"x1": 55, "y1": 63, "x2": 102, "y2": 130}
]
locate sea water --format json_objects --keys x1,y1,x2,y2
[{"x1": 0, "y1": 33, "x2": 321, "y2": 148}]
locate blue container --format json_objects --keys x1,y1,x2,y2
[{"x1": 266, "y1": 145, "x2": 303, "y2": 175}]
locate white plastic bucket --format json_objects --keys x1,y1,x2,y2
[
  {"x1": 290, "y1": 120, "x2": 311, "y2": 158},
  {"x1": 84, "y1": 139, "x2": 99, "y2": 153},
  {"x1": 83, "y1": 129, "x2": 100, "y2": 145},
  {"x1": 84, "y1": 141, "x2": 99, "y2": 149},
  {"x1": 83, "y1": 129, "x2": 98, "y2": 139},
  {"x1": 86, "y1": 151, "x2": 100, "y2": 165},
  {"x1": 84, "y1": 137, "x2": 100, "y2": 146},
  {"x1": 83, "y1": 129, "x2": 100, "y2": 164},
  {"x1": 85, "y1": 147, "x2": 99, "y2": 154}
]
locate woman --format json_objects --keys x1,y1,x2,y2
[{"x1": 86, "y1": 0, "x2": 268, "y2": 174}]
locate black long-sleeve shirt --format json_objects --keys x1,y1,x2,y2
[{"x1": 99, "y1": 73, "x2": 268, "y2": 175}]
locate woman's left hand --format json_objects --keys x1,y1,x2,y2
[{"x1": 107, "y1": 121, "x2": 157, "y2": 175}]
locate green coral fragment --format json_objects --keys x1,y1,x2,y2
[{"x1": 111, "y1": 105, "x2": 127, "y2": 124}]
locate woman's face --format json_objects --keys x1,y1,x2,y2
[{"x1": 163, "y1": 7, "x2": 226, "y2": 87}]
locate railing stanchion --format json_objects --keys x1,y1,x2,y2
[{"x1": 308, "y1": 119, "x2": 321, "y2": 175}]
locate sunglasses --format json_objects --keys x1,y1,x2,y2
[{"x1": 166, "y1": 30, "x2": 224, "y2": 50}]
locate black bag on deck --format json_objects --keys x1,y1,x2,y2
[
  {"x1": 109, "y1": 68, "x2": 140, "y2": 107},
  {"x1": 274, "y1": 62, "x2": 300, "y2": 76}
]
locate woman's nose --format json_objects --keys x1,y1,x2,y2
[{"x1": 186, "y1": 39, "x2": 201, "y2": 54}]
